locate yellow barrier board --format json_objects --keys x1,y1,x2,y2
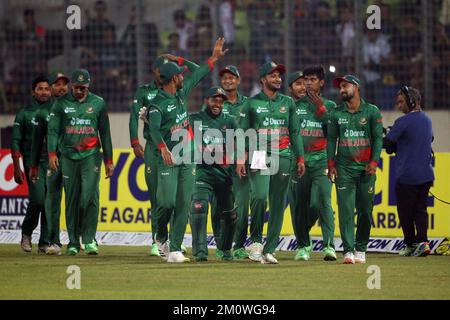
[{"x1": 60, "y1": 151, "x2": 450, "y2": 237}]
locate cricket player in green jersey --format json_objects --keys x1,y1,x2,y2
[
  {"x1": 147, "y1": 38, "x2": 228, "y2": 263},
  {"x1": 200, "y1": 65, "x2": 249, "y2": 259},
  {"x1": 12, "y1": 76, "x2": 52, "y2": 253},
  {"x1": 48, "y1": 69, "x2": 114, "y2": 256},
  {"x1": 30, "y1": 72, "x2": 69, "y2": 255},
  {"x1": 288, "y1": 66, "x2": 337, "y2": 261},
  {"x1": 130, "y1": 54, "x2": 199, "y2": 257},
  {"x1": 190, "y1": 86, "x2": 238, "y2": 262},
  {"x1": 327, "y1": 75, "x2": 383, "y2": 264},
  {"x1": 236, "y1": 61, "x2": 305, "y2": 264}
]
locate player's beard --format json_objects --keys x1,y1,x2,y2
[
  {"x1": 266, "y1": 81, "x2": 281, "y2": 92},
  {"x1": 341, "y1": 88, "x2": 354, "y2": 102}
]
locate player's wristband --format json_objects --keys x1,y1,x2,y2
[
  {"x1": 206, "y1": 58, "x2": 215, "y2": 71},
  {"x1": 297, "y1": 156, "x2": 305, "y2": 165},
  {"x1": 131, "y1": 138, "x2": 140, "y2": 148},
  {"x1": 48, "y1": 152, "x2": 57, "y2": 160},
  {"x1": 12, "y1": 151, "x2": 21, "y2": 160},
  {"x1": 177, "y1": 57, "x2": 184, "y2": 66},
  {"x1": 369, "y1": 160, "x2": 378, "y2": 168},
  {"x1": 157, "y1": 143, "x2": 167, "y2": 151},
  {"x1": 315, "y1": 105, "x2": 326, "y2": 117},
  {"x1": 104, "y1": 158, "x2": 113, "y2": 166},
  {"x1": 30, "y1": 166, "x2": 38, "y2": 176},
  {"x1": 327, "y1": 160, "x2": 336, "y2": 168}
]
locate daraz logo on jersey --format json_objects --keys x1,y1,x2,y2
[
  {"x1": 176, "y1": 112, "x2": 187, "y2": 124},
  {"x1": 301, "y1": 119, "x2": 322, "y2": 129},
  {"x1": 263, "y1": 117, "x2": 285, "y2": 126},
  {"x1": 31, "y1": 117, "x2": 38, "y2": 126},
  {"x1": 344, "y1": 129, "x2": 366, "y2": 138},
  {"x1": 70, "y1": 118, "x2": 92, "y2": 126}
]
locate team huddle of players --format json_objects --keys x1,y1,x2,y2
[{"x1": 12, "y1": 38, "x2": 383, "y2": 264}]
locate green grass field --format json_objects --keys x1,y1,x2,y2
[{"x1": 0, "y1": 244, "x2": 449, "y2": 300}]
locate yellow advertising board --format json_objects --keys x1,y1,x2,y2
[{"x1": 60, "y1": 150, "x2": 450, "y2": 237}]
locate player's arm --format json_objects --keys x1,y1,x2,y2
[
  {"x1": 47, "y1": 101, "x2": 62, "y2": 171},
  {"x1": 30, "y1": 109, "x2": 45, "y2": 182},
  {"x1": 235, "y1": 100, "x2": 251, "y2": 176},
  {"x1": 326, "y1": 109, "x2": 338, "y2": 181},
  {"x1": 366, "y1": 107, "x2": 383, "y2": 175},
  {"x1": 98, "y1": 101, "x2": 114, "y2": 178},
  {"x1": 11, "y1": 110, "x2": 25, "y2": 184},
  {"x1": 148, "y1": 106, "x2": 173, "y2": 166},
  {"x1": 182, "y1": 37, "x2": 228, "y2": 97},
  {"x1": 288, "y1": 100, "x2": 305, "y2": 177},
  {"x1": 129, "y1": 88, "x2": 144, "y2": 158}
]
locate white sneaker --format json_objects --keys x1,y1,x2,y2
[
  {"x1": 355, "y1": 251, "x2": 366, "y2": 264},
  {"x1": 20, "y1": 234, "x2": 32, "y2": 252},
  {"x1": 157, "y1": 240, "x2": 169, "y2": 260},
  {"x1": 167, "y1": 251, "x2": 190, "y2": 263},
  {"x1": 343, "y1": 252, "x2": 355, "y2": 264},
  {"x1": 248, "y1": 242, "x2": 263, "y2": 262},
  {"x1": 46, "y1": 244, "x2": 62, "y2": 256},
  {"x1": 261, "y1": 253, "x2": 278, "y2": 264}
]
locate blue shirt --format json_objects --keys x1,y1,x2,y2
[{"x1": 386, "y1": 111, "x2": 435, "y2": 185}]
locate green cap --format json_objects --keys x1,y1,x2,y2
[
  {"x1": 259, "y1": 61, "x2": 286, "y2": 77},
  {"x1": 71, "y1": 69, "x2": 90, "y2": 86},
  {"x1": 287, "y1": 71, "x2": 304, "y2": 87},
  {"x1": 219, "y1": 65, "x2": 240, "y2": 78},
  {"x1": 205, "y1": 86, "x2": 228, "y2": 100},
  {"x1": 159, "y1": 62, "x2": 184, "y2": 81},
  {"x1": 333, "y1": 74, "x2": 361, "y2": 88},
  {"x1": 153, "y1": 56, "x2": 170, "y2": 70},
  {"x1": 48, "y1": 71, "x2": 69, "y2": 85}
]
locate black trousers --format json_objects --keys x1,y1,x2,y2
[{"x1": 396, "y1": 181, "x2": 433, "y2": 246}]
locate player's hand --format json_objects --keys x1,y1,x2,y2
[
  {"x1": 105, "y1": 163, "x2": 114, "y2": 179},
  {"x1": 133, "y1": 143, "x2": 144, "y2": 159},
  {"x1": 328, "y1": 166, "x2": 337, "y2": 183},
  {"x1": 139, "y1": 106, "x2": 149, "y2": 124},
  {"x1": 162, "y1": 54, "x2": 179, "y2": 62},
  {"x1": 308, "y1": 90, "x2": 324, "y2": 109},
  {"x1": 14, "y1": 167, "x2": 25, "y2": 185},
  {"x1": 365, "y1": 161, "x2": 378, "y2": 175},
  {"x1": 29, "y1": 166, "x2": 39, "y2": 184},
  {"x1": 49, "y1": 154, "x2": 59, "y2": 171},
  {"x1": 297, "y1": 162, "x2": 306, "y2": 178},
  {"x1": 160, "y1": 147, "x2": 174, "y2": 166},
  {"x1": 210, "y1": 37, "x2": 228, "y2": 64},
  {"x1": 236, "y1": 163, "x2": 247, "y2": 178}
]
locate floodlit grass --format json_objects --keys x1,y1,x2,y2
[{"x1": 0, "y1": 245, "x2": 449, "y2": 300}]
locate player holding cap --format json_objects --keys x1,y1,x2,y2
[
  {"x1": 327, "y1": 74, "x2": 383, "y2": 264},
  {"x1": 288, "y1": 66, "x2": 337, "y2": 261},
  {"x1": 47, "y1": 69, "x2": 114, "y2": 255},
  {"x1": 236, "y1": 61, "x2": 305, "y2": 264},
  {"x1": 129, "y1": 54, "x2": 199, "y2": 257},
  {"x1": 30, "y1": 71, "x2": 69, "y2": 255},
  {"x1": 190, "y1": 86, "x2": 238, "y2": 262}
]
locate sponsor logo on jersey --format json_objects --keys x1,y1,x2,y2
[
  {"x1": 176, "y1": 112, "x2": 187, "y2": 124},
  {"x1": 64, "y1": 107, "x2": 76, "y2": 114},
  {"x1": 296, "y1": 109, "x2": 307, "y2": 115},
  {"x1": 70, "y1": 118, "x2": 92, "y2": 126},
  {"x1": 301, "y1": 119, "x2": 322, "y2": 129},
  {"x1": 256, "y1": 106, "x2": 269, "y2": 113},
  {"x1": 31, "y1": 117, "x2": 38, "y2": 126},
  {"x1": 147, "y1": 92, "x2": 157, "y2": 100},
  {"x1": 167, "y1": 105, "x2": 176, "y2": 112},
  {"x1": 338, "y1": 118, "x2": 349, "y2": 125},
  {"x1": 344, "y1": 129, "x2": 365, "y2": 138},
  {"x1": 263, "y1": 117, "x2": 285, "y2": 126}
]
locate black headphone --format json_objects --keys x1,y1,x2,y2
[{"x1": 400, "y1": 86, "x2": 416, "y2": 111}]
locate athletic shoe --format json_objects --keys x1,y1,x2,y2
[
  {"x1": 412, "y1": 242, "x2": 431, "y2": 257},
  {"x1": 233, "y1": 247, "x2": 249, "y2": 259},
  {"x1": 167, "y1": 251, "x2": 190, "y2": 263},
  {"x1": 194, "y1": 254, "x2": 208, "y2": 262},
  {"x1": 157, "y1": 240, "x2": 169, "y2": 260},
  {"x1": 221, "y1": 250, "x2": 233, "y2": 261},
  {"x1": 20, "y1": 234, "x2": 32, "y2": 253},
  {"x1": 399, "y1": 245, "x2": 417, "y2": 257},
  {"x1": 215, "y1": 249, "x2": 224, "y2": 259},
  {"x1": 84, "y1": 241, "x2": 98, "y2": 255},
  {"x1": 343, "y1": 252, "x2": 355, "y2": 264},
  {"x1": 323, "y1": 246, "x2": 337, "y2": 261},
  {"x1": 181, "y1": 244, "x2": 187, "y2": 254},
  {"x1": 295, "y1": 247, "x2": 310, "y2": 261},
  {"x1": 354, "y1": 251, "x2": 366, "y2": 264},
  {"x1": 66, "y1": 246, "x2": 79, "y2": 256},
  {"x1": 261, "y1": 253, "x2": 278, "y2": 264},
  {"x1": 149, "y1": 243, "x2": 160, "y2": 256},
  {"x1": 248, "y1": 242, "x2": 263, "y2": 262},
  {"x1": 37, "y1": 245, "x2": 48, "y2": 254}
]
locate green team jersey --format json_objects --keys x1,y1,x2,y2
[
  {"x1": 327, "y1": 98, "x2": 383, "y2": 169},
  {"x1": 48, "y1": 92, "x2": 113, "y2": 164},
  {"x1": 147, "y1": 62, "x2": 214, "y2": 161},
  {"x1": 201, "y1": 92, "x2": 248, "y2": 117},
  {"x1": 296, "y1": 96, "x2": 337, "y2": 168},
  {"x1": 190, "y1": 110, "x2": 237, "y2": 172},
  {"x1": 237, "y1": 91, "x2": 304, "y2": 161},
  {"x1": 12, "y1": 98, "x2": 53, "y2": 163}
]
